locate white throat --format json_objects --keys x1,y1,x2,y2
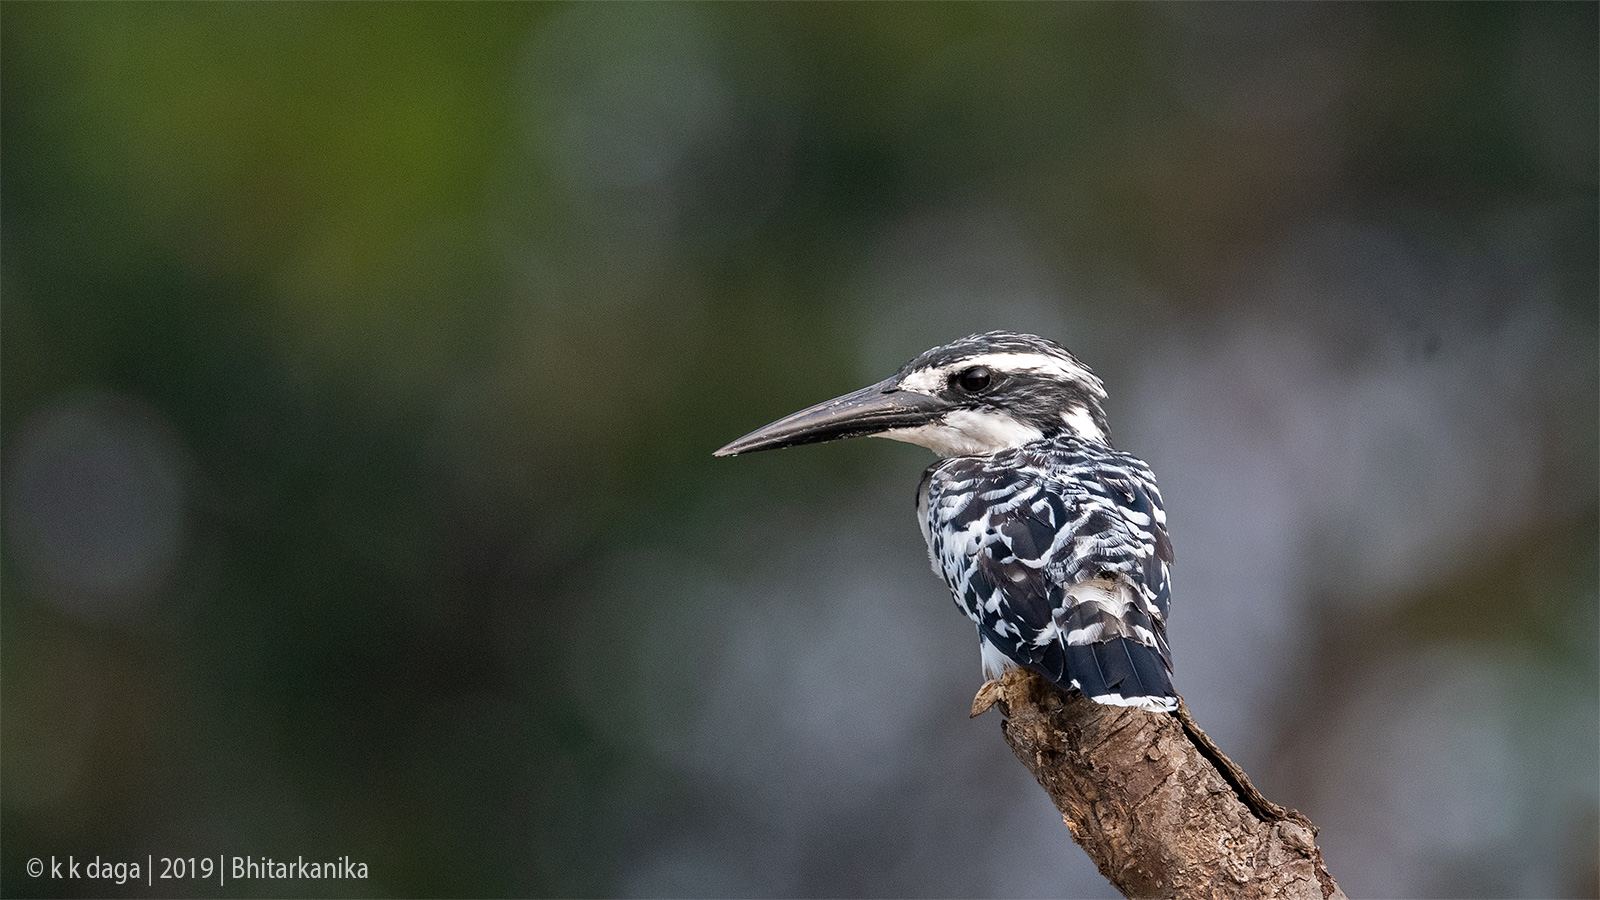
[{"x1": 876, "y1": 409, "x2": 1045, "y2": 457}]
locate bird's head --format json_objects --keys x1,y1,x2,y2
[{"x1": 715, "y1": 331, "x2": 1110, "y2": 459}]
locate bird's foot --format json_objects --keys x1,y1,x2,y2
[{"x1": 970, "y1": 679, "x2": 1003, "y2": 718}]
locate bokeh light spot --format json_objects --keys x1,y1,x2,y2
[{"x1": 4, "y1": 392, "x2": 188, "y2": 621}]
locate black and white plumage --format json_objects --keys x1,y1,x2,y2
[{"x1": 716, "y1": 331, "x2": 1176, "y2": 713}]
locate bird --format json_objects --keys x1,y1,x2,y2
[{"x1": 715, "y1": 331, "x2": 1177, "y2": 714}]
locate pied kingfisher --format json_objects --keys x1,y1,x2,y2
[{"x1": 716, "y1": 331, "x2": 1177, "y2": 713}]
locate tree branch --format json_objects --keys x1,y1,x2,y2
[{"x1": 989, "y1": 668, "x2": 1345, "y2": 899}]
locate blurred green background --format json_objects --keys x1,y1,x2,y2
[{"x1": 3, "y1": 3, "x2": 1596, "y2": 897}]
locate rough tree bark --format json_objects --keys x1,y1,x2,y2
[{"x1": 986, "y1": 667, "x2": 1344, "y2": 899}]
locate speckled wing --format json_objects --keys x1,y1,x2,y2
[{"x1": 918, "y1": 441, "x2": 1176, "y2": 711}]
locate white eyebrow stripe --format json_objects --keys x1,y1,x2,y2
[
  {"x1": 899, "y1": 352, "x2": 1104, "y2": 395},
  {"x1": 956, "y1": 352, "x2": 1100, "y2": 385}
]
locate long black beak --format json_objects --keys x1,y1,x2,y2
[{"x1": 714, "y1": 377, "x2": 945, "y2": 457}]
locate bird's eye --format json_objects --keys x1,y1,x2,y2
[{"x1": 954, "y1": 366, "x2": 992, "y2": 393}]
